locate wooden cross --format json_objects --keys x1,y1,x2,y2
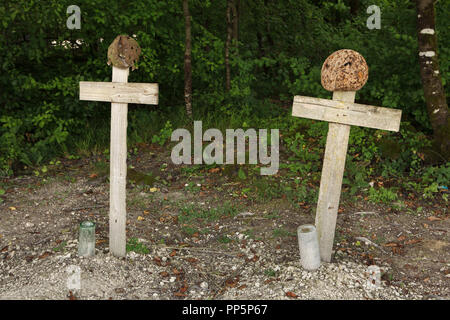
[
  {"x1": 291, "y1": 49, "x2": 402, "y2": 262},
  {"x1": 79, "y1": 35, "x2": 158, "y2": 257}
]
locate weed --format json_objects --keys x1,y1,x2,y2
[
  {"x1": 264, "y1": 268, "x2": 277, "y2": 277},
  {"x1": 368, "y1": 187, "x2": 399, "y2": 203},
  {"x1": 272, "y1": 228, "x2": 295, "y2": 238},
  {"x1": 126, "y1": 238, "x2": 149, "y2": 254},
  {"x1": 217, "y1": 235, "x2": 232, "y2": 244},
  {"x1": 52, "y1": 241, "x2": 67, "y2": 252}
]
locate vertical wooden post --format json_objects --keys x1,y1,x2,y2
[
  {"x1": 314, "y1": 91, "x2": 355, "y2": 262},
  {"x1": 292, "y1": 49, "x2": 401, "y2": 264},
  {"x1": 109, "y1": 66, "x2": 129, "y2": 257}
]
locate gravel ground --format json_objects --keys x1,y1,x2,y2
[{"x1": 0, "y1": 235, "x2": 428, "y2": 300}]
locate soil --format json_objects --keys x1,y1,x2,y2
[{"x1": 0, "y1": 144, "x2": 448, "y2": 300}]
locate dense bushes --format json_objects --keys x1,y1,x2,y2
[{"x1": 0, "y1": 0, "x2": 448, "y2": 176}]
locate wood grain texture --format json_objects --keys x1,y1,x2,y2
[
  {"x1": 314, "y1": 91, "x2": 355, "y2": 263},
  {"x1": 80, "y1": 81, "x2": 158, "y2": 105},
  {"x1": 109, "y1": 66, "x2": 129, "y2": 258},
  {"x1": 292, "y1": 95, "x2": 401, "y2": 132}
]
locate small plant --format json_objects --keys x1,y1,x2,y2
[
  {"x1": 184, "y1": 182, "x2": 201, "y2": 193},
  {"x1": 151, "y1": 120, "x2": 173, "y2": 146},
  {"x1": 178, "y1": 202, "x2": 239, "y2": 225},
  {"x1": 126, "y1": 238, "x2": 149, "y2": 254},
  {"x1": 272, "y1": 228, "x2": 295, "y2": 238},
  {"x1": 217, "y1": 235, "x2": 232, "y2": 244},
  {"x1": 53, "y1": 241, "x2": 67, "y2": 252},
  {"x1": 368, "y1": 187, "x2": 399, "y2": 203},
  {"x1": 181, "y1": 226, "x2": 200, "y2": 236},
  {"x1": 0, "y1": 188, "x2": 5, "y2": 203},
  {"x1": 264, "y1": 268, "x2": 277, "y2": 277}
]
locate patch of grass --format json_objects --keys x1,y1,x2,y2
[
  {"x1": 126, "y1": 238, "x2": 150, "y2": 254},
  {"x1": 52, "y1": 241, "x2": 67, "y2": 252},
  {"x1": 272, "y1": 228, "x2": 295, "y2": 238},
  {"x1": 264, "y1": 268, "x2": 277, "y2": 277},
  {"x1": 184, "y1": 182, "x2": 202, "y2": 193},
  {"x1": 181, "y1": 226, "x2": 200, "y2": 236},
  {"x1": 92, "y1": 160, "x2": 109, "y2": 177},
  {"x1": 178, "y1": 202, "x2": 240, "y2": 225},
  {"x1": 368, "y1": 187, "x2": 399, "y2": 203},
  {"x1": 217, "y1": 235, "x2": 232, "y2": 244},
  {"x1": 263, "y1": 212, "x2": 280, "y2": 219}
]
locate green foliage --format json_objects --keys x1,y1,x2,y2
[
  {"x1": 126, "y1": 238, "x2": 150, "y2": 254},
  {"x1": 0, "y1": 0, "x2": 448, "y2": 181},
  {"x1": 178, "y1": 202, "x2": 239, "y2": 225},
  {"x1": 151, "y1": 120, "x2": 173, "y2": 146},
  {"x1": 368, "y1": 187, "x2": 399, "y2": 203}
]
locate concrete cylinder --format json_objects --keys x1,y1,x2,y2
[{"x1": 297, "y1": 224, "x2": 321, "y2": 271}]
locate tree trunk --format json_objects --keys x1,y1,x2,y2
[
  {"x1": 415, "y1": 0, "x2": 449, "y2": 159},
  {"x1": 183, "y1": 0, "x2": 193, "y2": 117},
  {"x1": 231, "y1": 0, "x2": 239, "y2": 44},
  {"x1": 225, "y1": 0, "x2": 232, "y2": 92}
]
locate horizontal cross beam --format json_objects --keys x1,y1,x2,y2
[
  {"x1": 80, "y1": 81, "x2": 158, "y2": 105},
  {"x1": 292, "y1": 95, "x2": 402, "y2": 132}
]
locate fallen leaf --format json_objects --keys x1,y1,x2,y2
[
  {"x1": 160, "y1": 271, "x2": 169, "y2": 277},
  {"x1": 179, "y1": 284, "x2": 188, "y2": 293},
  {"x1": 225, "y1": 277, "x2": 239, "y2": 288},
  {"x1": 209, "y1": 168, "x2": 220, "y2": 173},
  {"x1": 427, "y1": 216, "x2": 441, "y2": 222},
  {"x1": 153, "y1": 256, "x2": 162, "y2": 266},
  {"x1": 38, "y1": 252, "x2": 51, "y2": 259},
  {"x1": 89, "y1": 173, "x2": 98, "y2": 179},
  {"x1": 173, "y1": 268, "x2": 182, "y2": 275},
  {"x1": 392, "y1": 246, "x2": 404, "y2": 255},
  {"x1": 143, "y1": 210, "x2": 150, "y2": 215},
  {"x1": 423, "y1": 223, "x2": 429, "y2": 229},
  {"x1": 238, "y1": 284, "x2": 247, "y2": 290},
  {"x1": 1, "y1": 246, "x2": 8, "y2": 252},
  {"x1": 397, "y1": 235, "x2": 406, "y2": 241},
  {"x1": 137, "y1": 216, "x2": 145, "y2": 221},
  {"x1": 170, "y1": 250, "x2": 177, "y2": 257},
  {"x1": 404, "y1": 238, "x2": 422, "y2": 245},
  {"x1": 9, "y1": 207, "x2": 16, "y2": 211},
  {"x1": 174, "y1": 292, "x2": 186, "y2": 297},
  {"x1": 384, "y1": 242, "x2": 400, "y2": 247},
  {"x1": 68, "y1": 291, "x2": 77, "y2": 300},
  {"x1": 149, "y1": 187, "x2": 158, "y2": 193},
  {"x1": 192, "y1": 232, "x2": 199, "y2": 238},
  {"x1": 186, "y1": 257, "x2": 198, "y2": 263},
  {"x1": 286, "y1": 291, "x2": 298, "y2": 298}
]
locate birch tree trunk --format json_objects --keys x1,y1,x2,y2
[
  {"x1": 415, "y1": 0, "x2": 449, "y2": 159},
  {"x1": 183, "y1": 0, "x2": 193, "y2": 117}
]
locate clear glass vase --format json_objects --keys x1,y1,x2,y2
[{"x1": 78, "y1": 221, "x2": 95, "y2": 257}]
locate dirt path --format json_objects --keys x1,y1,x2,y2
[{"x1": 0, "y1": 148, "x2": 448, "y2": 300}]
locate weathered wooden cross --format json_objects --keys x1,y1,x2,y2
[
  {"x1": 79, "y1": 35, "x2": 158, "y2": 257},
  {"x1": 291, "y1": 49, "x2": 402, "y2": 262}
]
